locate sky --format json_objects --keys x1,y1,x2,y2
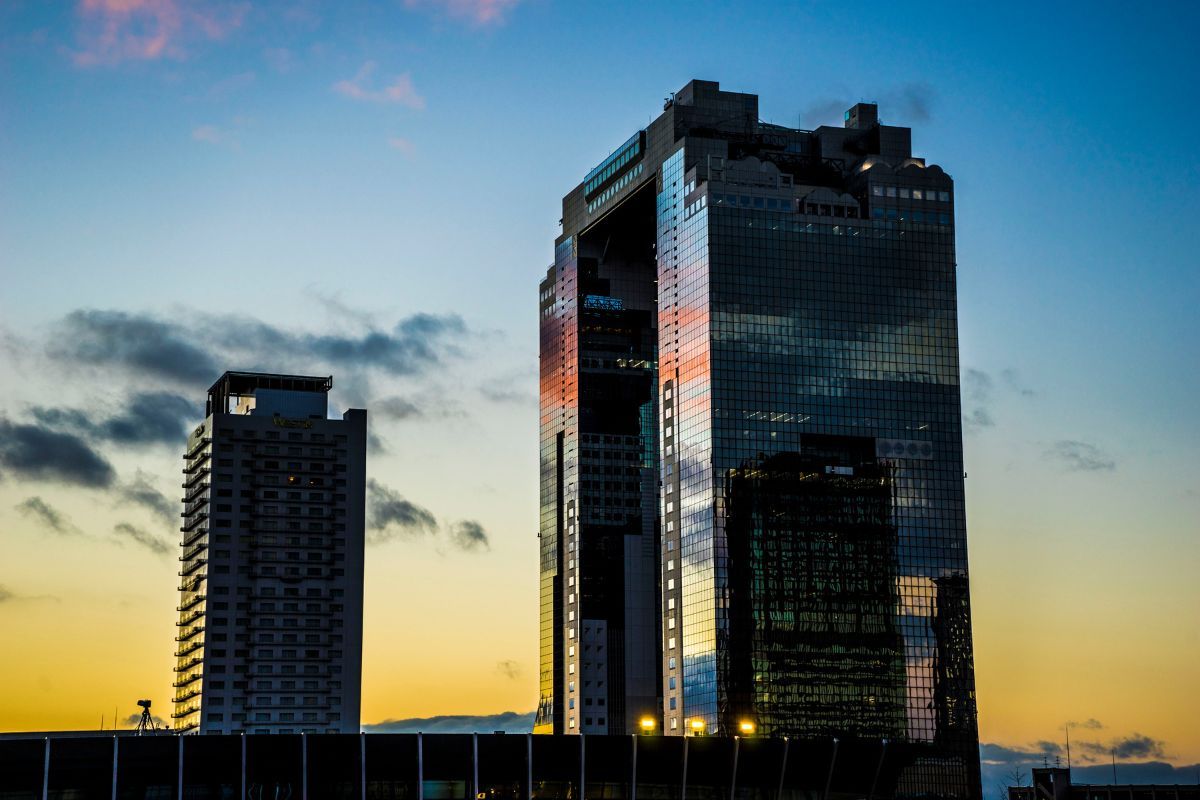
[{"x1": 0, "y1": 0, "x2": 1198, "y2": 786}]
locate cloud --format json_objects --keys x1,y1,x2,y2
[
  {"x1": 979, "y1": 741, "x2": 1062, "y2": 766},
  {"x1": 1001, "y1": 368, "x2": 1036, "y2": 397},
  {"x1": 800, "y1": 97, "x2": 848, "y2": 128},
  {"x1": 334, "y1": 63, "x2": 425, "y2": 109},
  {"x1": 1068, "y1": 718, "x2": 1105, "y2": 730},
  {"x1": 402, "y1": 0, "x2": 522, "y2": 26},
  {"x1": 367, "y1": 479, "x2": 437, "y2": 543},
  {"x1": 388, "y1": 136, "x2": 416, "y2": 156},
  {"x1": 1079, "y1": 734, "x2": 1167, "y2": 760},
  {"x1": 0, "y1": 585, "x2": 13, "y2": 603},
  {"x1": 889, "y1": 82, "x2": 935, "y2": 123},
  {"x1": 118, "y1": 471, "x2": 177, "y2": 525},
  {"x1": 480, "y1": 385, "x2": 535, "y2": 405},
  {"x1": 963, "y1": 407, "x2": 993, "y2": 432},
  {"x1": 263, "y1": 46, "x2": 294, "y2": 73},
  {"x1": 121, "y1": 712, "x2": 168, "y2": 730},
  {"x1": 112, "y1": 522, "x2": 172, "y2": 556},
  {"x1": 448, "y1": 519, "x2": 489, "y2": 551},
  {"x1": 15, "y1": 497, "x2": 83, "y2": 536},
  {"x1": 32, "y1": 391, "x2": 199, "y2": 448},
  {"x1": 1045, "y1": 440, "x2": 1116, "y2": 472},
  {"x1": 72, "y1": 0, "x2": 247, "y2": 66},
  {"x1": 0, "y1": 418, "x2": 116, "y2": 487},
  {"x1": 47, "y1": 308, "x2": 467, "y2": 387},
  {"x1": 364, "y1": 710, "x2": 535, "y2": 734},
  {"x1": 373, "y1": 394, "x2": 465, "y2": 422},
  {"x1": 375, "y1": 396, "x2": 424, "y2": 420},
  {"x1": 49, "y1": 309, "x2": 219, "y2": 385},
  {"x1": 495, "y1": 660, "x2": 520, "y2": 680},
  {"x1": 367, "y1": 481, "x2": 490, "y2": 552}
]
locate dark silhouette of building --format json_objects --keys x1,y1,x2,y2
[
  {"x1": 0, "y1": 732, "x2": 993, "y2": 800},
  {"x1": 174, "y1": 372, "x2": 367, "y2": 734},
  {"x1": 538, "y1": 79, "x2": 980, "y2": 797},
  {"x1": 1009, "y1": 767, "x2": 1200, "y2": 800}
]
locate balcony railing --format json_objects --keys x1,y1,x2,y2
[
  {"x1": 182, "y1": 481, "x2": 210, "y2": 504},
  {"x1": 180, "y1": 512, "x2": 208, "y2": 533},
  {"x1": 177, "y1": 593, "x2": 206, "y2": 613},
  {"x1": 179, "y1": 542, "x2": 208, "y2": 563},
  {"x1": 177, "y1": 576, "x2": 206, "y2": 593},
  {"x1": 170, "y1": 703, "x2": 200, "y2": 720},
  {"x1": 172, "y1": 688, "x2": 201, "y2": 705},
  {"x1": 182, "y1": 467, "x2": 210, "y2": 490},
  {"x1": 174, "y1": 640, "x2": 204, "y2": 659},
  {"x1": 173, "y1": 656, "x2": 203, "y2": 673},
  {"x1": 175, "y1": 625, "x2": 204, "y2": 642},
  {"x1": 172, "y1": 671, "x2": 202, "y2": 689},
  {"x1": 178, "y1": 558, "x2": 207, "y2": 577},
  {"x1": 176, "y1": 607, "x2": 204, "y2": 627}
]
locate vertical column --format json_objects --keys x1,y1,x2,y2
[
  {"x1": 472, "y1": 733, "x2": 479, "y2": 800},
  {"x1": 681, "y1": 736, "x2": 689, "y2": 800},
  {"x1": 417, "y1": 733, "x2": 424, "y2": 800},
  {"x1": 241, "y1": 734, "x2": 247, "y2": 800},
  {"x1": 630, "y1": 735, "x2": 638, "y2": 800},
  {"x1": 526, "y1": 733, "x2": 533, "y2": 800},
  {"x1": 178, "y1": 735, "x2": 184, "y2": 800},
  {"x1": 867, "y1": 740, "x2": 888, "y2": 800},
  {"x1": 111, "y1": 736, "x2": 119, "y2": 800},
  {"x1": 821, "y1": 739, "x2": 839, "y2": 800},
  {"x1": 775, "y1": 738, "x2": 789, "y2": 800},
  {"x1": 41, "y1": 738, "x2": 49, "y2": 800},
  {"x1": 579, "y1": 735, "x2": 585, "y2": 800},
  {"x1": 360, "y1": 732, "x2": 367, "y2": 800},
  {"x1": 301, "y1": 733, "x2": 308, "y2": 800},
  {"x1": 729, "y1": 737, "x2": 739, "y2": 800}
]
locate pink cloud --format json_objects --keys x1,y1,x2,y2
[
  {"x1": 333, "y1": 63, "x2": 425, "y2": 109},
  {"x1": 72, "y1": 0, "x2": 246, "y2": 66},
  {"x1": 403, "y1": 0, "x2": 522, "y2": 26},
  {"x1": 388, "y1": 137, "x2": 416, "y2": 156}
]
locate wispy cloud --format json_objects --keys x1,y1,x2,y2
[
  {"x1": 495, "y1": 660, "x2": 520, "y2": 680},
  {"x1": 367, "y1": 479, "x2": 490, "y2": 552},
  {"x1": 72, "y1": 0, "x2": 247, "y2": 67},
  {"x1": 367, "y1": 478, "x2": 437, "y2": 543},
  {"x1": 31, "y1": 391, "x2": 199, "y2": 449},
  {"x1": 334, "y1": 63, "x2": 425, "y2": 109},
  {"x1": 364, "y1": 710, "x2": 534, "y2": 734},
  {"x1": 403, "y1": 0, "x2": 522, "y2": 26},
  {"x1": 118, "y1": 471, "x2": 177, "y2": 525},
  {"x1": 448, "y1": 519, "x2": 489, "y2": 551},
  {"x1": 1045, "y1": 440, "x2": 1116, "y2": 472},
  {"x1": 16, "y1": 497, "x2": 83, "y2": 536},
  {"x1": 388, "y1": 136, "x2": 416, "y2": 156},
  {"x1": 112, "y1": 522, "x2": 172, "y2": 556}
]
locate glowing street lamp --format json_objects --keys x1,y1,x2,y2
[
  {"x1": 689, "y1": 718, "x2": 706, "y2": 735},
  {"x1": 738, "y1": 720, "x2": 756, "y2": 735},
  {"x1": 639, "y1": 717, "x2": 656, "y2": 733}
]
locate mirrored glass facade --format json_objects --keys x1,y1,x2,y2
[{"x1": 540, "y1": 80, "x2": 980, "y2": 797}]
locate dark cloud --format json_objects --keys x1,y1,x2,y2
[
  {"x1": 1068, "y1": 718, "x2": 1105, "y2": 730},
  {"x1": 800, "y1": 98, "x2": 847, "y2": 128},
  {"x1": 118, "y1": 472, "x2": 176, "y2": 525},
  {"x1": 448, "y1": 519, "x2": 489, "y2": 552},
  {"x1": 890, "y1": 82, "x2": 935, "y2": 123},
  {"x1": 480, "y1": 386, "x2": 535, "y2": 405},
  {"x1": 50, "y1": 310, "x2": 219, "y2": 384},
  {"x1": 47, "y1": 308, "x2": 468, "y2": 386},
  {"x1": 1045, "y1": 440, "x2": 1116, "y2": 472},
  {"x1": 495, "y1": 660, "x2": 520, "y2": 680},
  {"x1": 112, "y1": 522, "x2": 172, "y2": 556},
  {"x1": 33, "y1": 392, "x2": 196, "y2": 448},
  {"x1": 0, "y1": 418, "x2": 116, "y2": 487},
  {"x1": 963, "y1": 407, "x2": 994, "y2": 432},
  {"x1": 364, "y1": 711, "x2": 534, "y2": 734},
  {"x1": 366, "y1": 479, "x2": 437, "y2": 543},
  {"x1": 980, "y1": 741, "x2": 1062, "y2": 766},
  {"x1": 15, "y1": 496, "x2": 82, "y2": 536},
  {"x1": 1079, "y1": 734, "x2": 1167, "y2": 760},
  {"x1": 375, "y1": 396, "x2": 424, "y2": 420},
  {"x1": 965, "y1": 368, "x2": 993, "y2": 402}
]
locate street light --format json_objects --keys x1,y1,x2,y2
[
  {"x1": 689, "y1": 718, "x2": 705, "y2": 735},
  {"x1": 738, "y1": 720, "x2": 756, "y2": 735},
  {"x1": 639, "y1": 717, "x2": 656, "y2": 733}
]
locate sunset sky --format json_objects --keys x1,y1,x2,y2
[{"x1": 0, "y1": 0, "x2": 1197, "y2": 784}]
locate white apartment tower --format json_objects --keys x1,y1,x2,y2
[{"x1": 173, "y1": 372, "x2": 366, "y2": 734}]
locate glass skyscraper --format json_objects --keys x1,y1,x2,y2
[{"x1": 538, "y1": 80, "x2": 979, "y2": 794}]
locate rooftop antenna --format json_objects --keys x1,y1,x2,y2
[
  {"x1": 1064, "y1": 724, "x2": 1071, "y2": 770},
  {"x1": 135, "y1": 699, "x2": 156, "y2": 735},
  {"x1": 1112, "y1": 749, "x2": 1117, "y2": 784}
]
